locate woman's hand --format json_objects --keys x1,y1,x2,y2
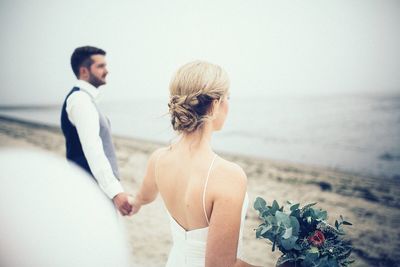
[{"x1": 128, "y1": 195, "x2": 141, "y2": 215}]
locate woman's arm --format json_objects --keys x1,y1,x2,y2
[
  {"x1": 130, "y1": 148, "x2": 165, "y2": 214},
  {"x1": 205, "y1": 163, "x2": 261, "y2": 267}
]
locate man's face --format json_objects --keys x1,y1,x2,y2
[{"x1": 87, "y1": 55, "x2": 108, "y2": 88}]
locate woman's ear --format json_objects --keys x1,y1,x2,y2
[{"x1": 209, "y1": 99, "x2": 221, "y2": 119}]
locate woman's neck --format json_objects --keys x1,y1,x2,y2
[{"x1": 177, "y1": 124, "x2": 213, "y2": 154}]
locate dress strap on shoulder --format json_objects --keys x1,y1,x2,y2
[{"x1": 202, "y1": 154, "x2": 217, "y2": 225}]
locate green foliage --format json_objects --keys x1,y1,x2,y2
[{"x1": 254, "y1": 197, "x2": 354, "y2": 267}]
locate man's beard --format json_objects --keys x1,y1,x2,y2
[{"x1": 88, "y1": 73, "x2": 106, "y2": 88}]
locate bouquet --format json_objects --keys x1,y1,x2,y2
[{"x1": 254, "y1": 197, "x2": 354, "y2": 267}]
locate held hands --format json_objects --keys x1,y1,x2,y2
[
  {"x1": 112, "y1": 192, "x2": 142, "y2": 216},
  {"x1": 128, "y1": 195, "x2": 142, "y2": 215},
  {"x1": 112, "y1": 192, "x2": 134, "y2": 216}
]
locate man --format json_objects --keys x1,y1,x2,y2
[{"x1": 61, "y1": 46, "x2": 133, "y2": 215}]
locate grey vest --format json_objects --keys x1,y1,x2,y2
[{"x1": 61, "y1": 87, "x2": 119, "y2": 180}]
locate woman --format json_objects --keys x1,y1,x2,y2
[{"x1": 131, "y1": 61, "x2": 261, "y2": 267}]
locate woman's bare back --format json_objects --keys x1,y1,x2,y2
[{"x1": 155, "y1": 146, "x2": 217, "y2": 231}]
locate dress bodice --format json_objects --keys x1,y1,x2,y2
[{"x1": 165, "y1": 193, "x2": 249, "y2": 267}]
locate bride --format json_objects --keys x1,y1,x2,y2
[{"x1": 131, "y1": 61, "x2": 260, "y2": 267}]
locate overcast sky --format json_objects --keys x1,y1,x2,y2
[{"x1": 0, "y1": 0, "x2": 399, "y2": 105}]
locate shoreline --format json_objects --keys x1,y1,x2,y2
[
  {"x1": 1, "y1": 114, "x2": 397, "y2": 208},
  {"x1": 1, "y1": 114, "x2": 399, "y2": 266},
  {"x1": 0, "y1": 113, "x2": 390, "y2": 181}
]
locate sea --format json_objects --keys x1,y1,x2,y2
[{"x1": 1, "y1": 93, "x2": 399, "y2": 179}]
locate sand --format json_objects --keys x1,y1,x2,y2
[{"x1": 0, "y1": 115, "x2": 399, "y2": 267}]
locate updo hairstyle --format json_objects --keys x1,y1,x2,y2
[{"x1": 168, "y1": 60, "x2": 230, "y2": 133}]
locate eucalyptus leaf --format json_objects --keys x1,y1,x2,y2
[
  {"x1": 266, "y1": 215, "x2": 277, "y2": 226},
  {"x1": 281, "y1": 236, "x2": 298, "y2": 250},
  {"x1": 282, "y1": 227, "x2": 293, "y2": 239},
  {"x1": 254, "y1": 197, "x2": 267, "y2": 212},
  {"x1": 271, "y1": 200, "x2": 280, "y2": 215},
  {"x1": 262, "y1": 209, "x2": 273, "y2": 218},
  {"x1": 325, "y1": 257, "x2": 340, "y2": 267},
  {"x1": 314, "y1": 209, "x2": 328, "y2": 221},
  {"x1": 289, "y1": 216, "x2": 300, "y2": 236},
  {"x1": 256, "y1": 227, "x2": 262, "y2": 238},
  {"x1": 276, "y1": 211, "x2": 291, "y2": 227},
  {"x1": 290, "y1": 203, "x2": 300, "y2": 211},
  {"x1": 290, "y1": 209, "x2": 301, "y2": 217},
  {"x1": 294, "y1": 243, "x2": 303, "y2": 251},
  {"x1": 303, "y1": 251, "x2": 320, "y2": 267},
  {"x1": 261, "y1": 224, "x2": 273, "y2": 235},
  {"x1": 276, "y1": 254, "x2": 296, "y2": 266},
  {"x1": 302, "y1": 202, "x2": 317, "y2": 211}
]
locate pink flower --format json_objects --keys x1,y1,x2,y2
[{"x1": 308, "y1": 230, "x2": 326, "y2": 247}]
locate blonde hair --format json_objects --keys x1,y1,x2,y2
[{"x1": 168, "y1": 60, "x2": 230, "y2": 133}]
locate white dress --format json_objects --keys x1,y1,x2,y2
[{"x1": 165, "y1": 155, "x2": 249, "y2": 267}]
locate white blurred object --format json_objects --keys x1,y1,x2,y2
[{"x1": 0, "y1": 149, "x2": 131, "y2": 267}]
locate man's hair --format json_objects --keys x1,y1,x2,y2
[{"x1": 70, "y1": 46, "x2": 106, "y2": 78}]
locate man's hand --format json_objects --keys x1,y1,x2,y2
[{"x1": 112, "y1": 192, "x2": 133, "y2": 216}]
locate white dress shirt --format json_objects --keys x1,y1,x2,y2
[{"x1": 66, "y1": 80, "x2": 123, "y2": 199}]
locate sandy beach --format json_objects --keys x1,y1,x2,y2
[{"x1": 0, "y1": 115, "x2": 399, "y2": 267}]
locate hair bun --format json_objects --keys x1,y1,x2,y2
[
  {"x1": 168, "y1": 95, "x2": 201, "y2": 133},
  {"x1": 168, "y1": 60, "x2": 229, "y2": 133}
]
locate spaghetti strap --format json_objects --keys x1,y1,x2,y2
[{"x1": 202, "y1": 154, "x2": 217, "y2": 225}]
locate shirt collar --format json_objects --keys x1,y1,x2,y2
[{"x1": 75, "y1": 80, "x2": 100, "y2": 100}]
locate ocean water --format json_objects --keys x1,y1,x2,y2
[{"x1": 1, "y1": 93, "x2": 399, "y2": 179}]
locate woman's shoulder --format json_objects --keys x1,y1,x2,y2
[
  {"x1": 152, "y1": 146, "x2": 170, "y2": 156},
  {"x1": 147, "y1": 146, "x2": 170, "y2": 165},
  {"x1": 212, "y1": 156, "x2": 247, "y2": 191},
  {"x1": 215, "y1": 156, "x2": 246, "y2": 178}
]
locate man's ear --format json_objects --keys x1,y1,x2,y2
[{"x1": 79, "y1": 66, "x2": 89, "y2": 79}]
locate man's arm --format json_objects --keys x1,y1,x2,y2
[{"x1": 66, "y1": 92, "x2": 132, "y2": 215}]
